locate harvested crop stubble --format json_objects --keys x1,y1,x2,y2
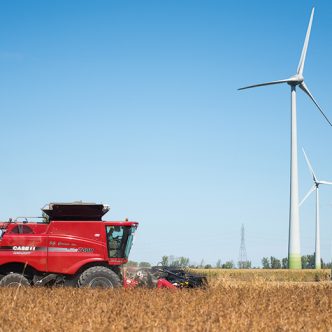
[{"x1": 0, "y1": 280, "x2": 331, "y2": 332}]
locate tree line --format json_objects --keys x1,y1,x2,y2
[
  {"x1": 127, "y1": 253, "x2": 332, "y2": 269},
  {"x1": 127, "y1": 255, "x2": 249, "y2": 269},
  {"x1": 261, "y1": 254, "x2": 332, "y2": 269}
]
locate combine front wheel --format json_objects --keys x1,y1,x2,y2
[
  {"x1": 0, "y1": 273, "x2": 30, "y2": 287},
  {"x1": 78, "y1": 266, "x2": 121, "y2": 288}
]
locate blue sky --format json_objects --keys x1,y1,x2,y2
[{"x1": 1, "y1": 0, "x2": 332, "y2": 266}]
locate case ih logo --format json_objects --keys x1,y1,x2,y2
[{"x1": 13, "y1": 246, "x2": 36, "y2": 251}]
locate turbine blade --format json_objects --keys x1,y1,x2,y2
[
  {"x1": 299, "y1": 184, "x2": 316, "y2": 207},
  {"x1": 319, "y1": 180, "x2": 332, "y2": 185},
  {"x1": 302, "y1": 147, "x2": 318, "y2": 182},
  {"x1": 297, "y1": 8, "x2": 315, "y2": 75},
  {"x1": 299, "y1": 82, "x2": 332, "y2": 126},
  {"x1": 238, "y1": 79, "x2": 291, "y2": 90}
]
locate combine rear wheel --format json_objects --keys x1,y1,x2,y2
[
  {"x1": 0, "y1": 273, "x2": 30, "y2": 287},
  {"x1": 78, "y1": 266, "x2": 121, "y2": 288}
]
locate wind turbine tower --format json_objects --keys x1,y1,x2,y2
[
  {"x1": 300, "y1": 149, "x2": 332, "y2": 269},
  {"x1": 239, "y1": 8, "x2": 332, "y2": 269}
]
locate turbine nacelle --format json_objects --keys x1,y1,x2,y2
[
  {"x1": 238, "y1": 9, "x2": 331, "y2": 127},
  {"x1": 300, "y1": 148, "x2": 332, "y2": 270},
  {"x1": 287, "y1": 74, "x2": 304, "y2": 86},
  {"x1": 299, "y1": 148, "x2": 332, "y2": 207}
]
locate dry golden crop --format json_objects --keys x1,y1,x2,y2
[
  {"x1": 195, "y1": 268, "x2": 331, "y2": 282},
  {"x1": 0, "y1": 277, "x2": 331, "y2": 332}
]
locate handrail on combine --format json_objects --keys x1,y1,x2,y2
[{"x1": 14, "y1": 216, "x2": 46, "y2": 223}]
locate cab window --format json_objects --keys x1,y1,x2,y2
[
  {"x1": 106, "y1": 226, "x2": 124, "y2": 258},
  {"x1": 105, "y1": 226, "x2": 136, "y2": 258},
  {"x1": 10, "y1": 225, "x2": 34, "y2": 234}
]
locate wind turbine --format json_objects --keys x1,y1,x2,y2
[
  {"x1": 299, "y1": 148, "x2": 332, "y2": 269},
  {"x1": 238, "y1": 8, "x2": 332, "y2": 269}
]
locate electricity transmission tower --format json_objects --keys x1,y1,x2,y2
[{"x1": 238, "y1": 224, "x2": 249, "y2": 269}]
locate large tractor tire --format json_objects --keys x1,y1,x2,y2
[
  {"x1": 0, "y1": 273, "x2": 30, "y2": 287},
  {"x1": 78, "y1": 266, "x2": 121, "y2": 288}
]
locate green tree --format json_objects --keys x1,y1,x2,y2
[
  {"x1": 204, "y1": 264, "x2": 212, "y2": 269},
  {"x1": 243, "y1": 261, "x2": 252, "y2": 269},
  {"x1": 238, "y1": 260, "x2": 252, "y2": 269},
  {"x1": 270, "y1": 256, "x2": 281, "y2": 269},
  {"x1": 322, "y1": 260, "x2": 332, "y2": 269},
  {"x1": 301, "y1": 255, "x2": 308, "y2": 268},
  {"x1": 301, "y1": 254, "x2": 315, "y2": 269},
  {"x1": 178, "y1": 257, "x2": 190, "y2": 267},
  {"x1": 168, "y1": 256, "x2": 190, "y2": 268},
  {"x1": 139, "y1": 261, "x2": 151, "y2": 268},
  {"x1": 216, "y1": 259, "x2": 222, "y2": 268},
  {"x1": 262, "y1": 257, "x2": 270, "y2": 269},
  {"x1": 282, "y1": 257, "x2": 288, "y2": 269},
  {"x1": 161, "y1": 256, "x2": 169, "y2": 266},
  {"x1": 126, "y1": 260, "x2": 138, "y2": 267},
  {"x1": 222, "y1": 261, "x2": 234, "y2": 269}
]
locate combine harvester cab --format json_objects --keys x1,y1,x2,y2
[{"x1": 0, "y1": 202, "x2": 138, "y2": 288}]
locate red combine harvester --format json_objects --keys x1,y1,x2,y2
[{"x1": 0, "y1": 202, "x2": 138, "y2": 288}]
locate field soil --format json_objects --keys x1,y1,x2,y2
[{"x1": 0, "y1": 275, "x2": 331, "y2": 331}]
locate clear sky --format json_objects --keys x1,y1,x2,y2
[{"x1": 1, "y1": 0, "x2": 332, "y2": 267}]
